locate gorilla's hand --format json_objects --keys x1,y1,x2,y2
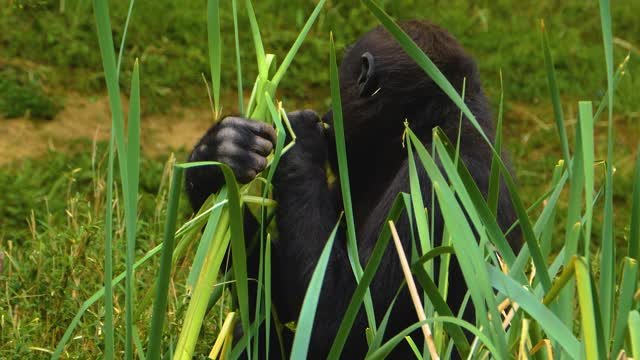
[
  {"x1": 189, "y1": 116, "x2": 277, "y2": 184},
  {"x1": 284, "y1": 110, "x2": 328, "y2": 166}
]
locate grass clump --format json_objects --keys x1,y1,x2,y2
[{"x1": 0, "y1": 66, "x2": 61, "y2": 120}]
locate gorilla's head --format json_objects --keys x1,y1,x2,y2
[{"x1": 323, "y1": 20, "x2": 482, "y2": 144}]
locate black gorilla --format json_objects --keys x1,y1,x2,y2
[{"x1": 185, "y1": 20, "x2": 517, "y2": 358}]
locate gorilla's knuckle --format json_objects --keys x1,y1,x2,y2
[
  {"x1": 253, "y1": 154, "x2": 267, "y2": 171},
  {"x1": 217, "y1": 141, "x2": 238, "y2": 156}
]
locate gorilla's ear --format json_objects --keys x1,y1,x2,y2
[{"x1": 357, "y1": 52, "x2": 378, "y2": 97}]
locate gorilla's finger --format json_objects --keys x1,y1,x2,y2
[
  {"x1": 288, "y1": 109, "x2": 320, "y2": 126},
  {"x1": 236, "y1": 168, "x2": 257, "y2": 184},
  {"x1": 223, "y1": 116, "x2": 277, "y2": 145},
  {"x1": 247, "y1": 152, "x2": 267, "y2": 173},
  {"x1": 251, "y1": 136, "x2": 274, "y2": 156}
]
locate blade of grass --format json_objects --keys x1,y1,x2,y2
[
  {"x1": 611, "y1": 258, "x2": 638, "y2": 355},
  {"x1": 407, "y1": 124, "x2": 432, "y2": 265},
  {"x1": 271, "y1": 0, "x2": 326, "y2": 86},
  {"x1": 174, "y1": 208, "x2": 231, "y2": 360},
  {"x1": 289, "y1": 216, "x2": 342, "y2": 359},
  {"x1": 147, "y1": 166, "x2": 184, "y2": 359},
  {"x1": 406, "y1": 129, "x2": 508, "y2": 354},
  {"x1": 92, "y1": 0, "x2": 134, "y2": 355},
  {"x1": 173, "y1": 162, "x2": 249, "y2": 360},
  {"x1": 432, "y1": 128, "x2": 517, "y2": 268},
  {"x1": 365, "y1": 287, "x2": 403, "y2": 356},
  {"x1": 486, "y1": 265, "x2": 581, "y2": 356},
  {"x1": 104, "y1": 0, "x2": 135, "y2": 353},
  {"x1": 411, "y1": 257, "x2": 470, "y2": 357},
  {"x1": 103, "y1": 132, "x2": 116, "y2": 360},
  {"x1": 630, "y1": 145, "x2": 640, "y2": 260},
  {"x1": 231, "y1": 0, "x2": 244, "y2": 115},
  {"x1": 487, "y1": 70, "x2": 504, "y2": 215},
  {"x1": 629, "y1": 311, "x2": 640, "y2": 358},
  {"x1": 207, "y1": 0, "x2": 221, "y2": 118},
  {"x1": 124, "y1": 58, "x2": 141, "y2": 360},
  {"x1": 540, "y1": 19, "x2": 570, "y2": 168},
  {"x1": 558, "y1": 123, "x2": 585, "y2": 330},
  {"x1": 328, "y1": 32, "x2": 376, "y2": 332},
  {"x1": 186, "y1": 188, "x2": 228, "y2": 294},
  {"x1": 574, "y1": 257, "x2": 600, "y2": 360},
  {"x1": 598, "y1": 0, "x2": 616, "y2": 351},
  {"x1": 262, "y1": 95, "x2": 288, "y2": 357},
  {"x1": 368, "y1": 317, "x2": 499, "y2": 360},
  {"x1": 245, "y1": 0, "x2": 267, "y2": 78},
  {"x1": 578, "y1": 101, "x2": 594, "y2": 261}
]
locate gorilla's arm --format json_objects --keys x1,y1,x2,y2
[{"x1": 269, "y1": 111, "x2": 349, "y2": 319}]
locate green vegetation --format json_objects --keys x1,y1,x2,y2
[
  {"x1": 1, "y1": 0, "x2": 639, "y2": 359},
  {"x1": 1, "y1": 1, "x2": 638, "y2": 113},
  {"x1": 0, "y1": 65, "x2": 61, "y2": 119}
]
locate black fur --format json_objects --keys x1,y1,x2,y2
[{"x1": 185, "y1": 20, "x2": 518, "y2": 359}]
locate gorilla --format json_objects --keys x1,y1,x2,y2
[{"x1": 185, "y1": 20, "x2": 517, "y2": 359}]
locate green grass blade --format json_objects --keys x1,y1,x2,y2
[
  {"x1": 368, "y1": 317, "x2": 499, "y2": 360},
  {"x1": 593, "y1": 55, "x2": 629, "y2": 122},
  {"x1": 263, "y1": 95, "x2": 288, "y2": 357},
  {"x1": 102, "y1": 0, "x2": 135, "y2": 354},
  {"x1": 186, "y1": 189, "x2": 228, "y2": 293},
  {"x1": 147, "y1": 167, "x2": 184, "y2": 360},
  {"x1": 245, "y1": 0, "x2": 267, "y2": 78},
  {"x1": 173, "y1": 208, "x2": 231, "y2": 360},
  {"x1": 404, "y1": 336, "x2": 422, "y2": 359},
  {"x1": 115, "y1": 0, "x2": 135, "y2": 75},
  {"x1": 611, "y1": 258, "x2": 638, "y2": 356},
  {"x1": 366, "y1": 288, "x2": 402, "y2": 355},
  {"x1": 412, "y1": 262, "x2": 470, "y2": 357},
  {"x1": 92, "y1": 0, "x2": 135, "y2": 356},
  {"x1": 207, "y1": 0, "x2": 221, "y2": 117},
  {"x1": 271, "y1": 0, "x2": 326, "y2": 86},
  {"x1": 175, "y1": 162, "x2": 250, "y2": 359},
  {"x1": 630, "y1": 145, "x2": 640, "y2": 259},
  {"x1": 629, "y1": 311, "x2": 640, "y2": 358},
  {"x1": 578, "y1": 101, "x2": 594, "y2": 260},
  {"x1": 557, "y1": 117, "x2": 585, "y2": 330},
  {"x1": 540, "y1": 19, "x2": 570, "y2": 167},
  {"x1": 574, "y1": 257, "x2": 600, "y2": 360},
  {"x1": 328, "y1": 32, "x2": 376, "y2": 331},
  {"x1": 432, "y1": 128, "x2": 517, "y2": 267},
  {"x1": 290, "y1": 216, "x2": 341, "y2": 359},
  {"x1": 103, "y1": 131, "x2": 116, "y2": 360},
  {"x1": 539, "y1": 161, "x2": 565, "y2": 259},
  {"x1": 124, "y1": 59, "x2": 141, "y2": 360},
  {"x1": 327, "y1": 195, "x2": 406, "y2": 360},
  {"x1": 406, "y1": 129, "x2": 508, "y2": 354},
  {"x1": 487, "y1": 70, "x2": 504, "y2": 215},
  {"x1": 231, "y1": 0, "x2": 244, "y2": 115},
  {"x1": 407, "y1": 126, "x2": 432, "y2": 266},
  {"x1": 598, "y1": 1, "x2": 617, "y2": 351},
  {"x1": 486, "y1": 265, "x2": 581, "y2": 356}
]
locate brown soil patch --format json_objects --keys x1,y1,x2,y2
[{"x1": 0, "y1": 94, "x2": 214, "y2": 166}]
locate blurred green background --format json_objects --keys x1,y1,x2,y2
[{"x1": 0, "y1": 0, "x2": 638, "y2": 357}]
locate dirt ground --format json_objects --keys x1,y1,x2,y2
[{"x1": 0, "y1": 94, "x2": 214, "y2": 166}]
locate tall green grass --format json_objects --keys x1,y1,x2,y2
[{"x1": 53, "y1": 0, "x2": 638, "y2": 359}]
